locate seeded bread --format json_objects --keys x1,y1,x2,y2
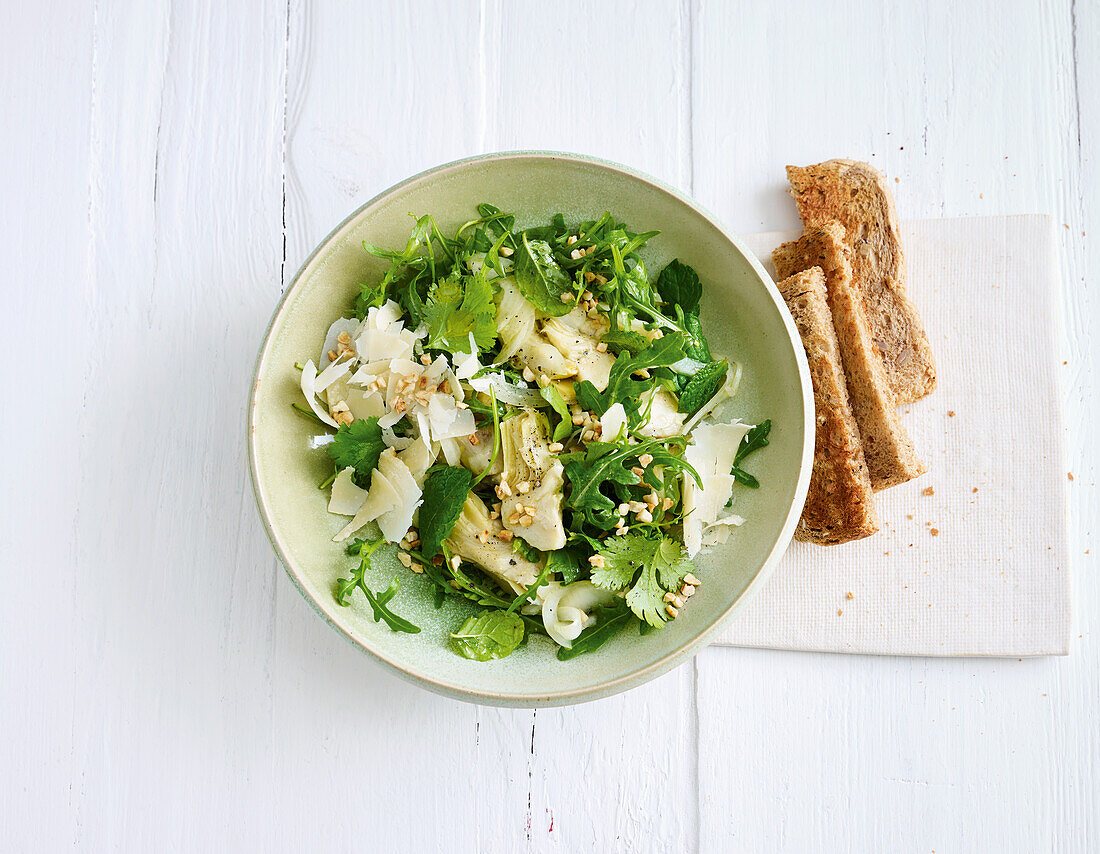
[
  {"x1": 786, "y1": 159, "x2": 936, "y2": 404},
  {"x1": 777, "y1": 267, "x2": 879, "y2": 545},
  {"x1": 774, "y1": 221, "x2": 926, "y2": 491}
]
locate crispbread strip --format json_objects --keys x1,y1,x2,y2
[
  {"x1": 787, "y1": 159, "x2": 936, "y2": 404},
  {"x1": 778, "y1": 268, "x2": 879, "y2": 545},
  {"x1": 774, "y1": 222, "x2": 926, "y2": 491}
]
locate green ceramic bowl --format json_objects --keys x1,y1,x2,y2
[{"x1": 248, "y1": 152, "x2": 813, "y2": 707}]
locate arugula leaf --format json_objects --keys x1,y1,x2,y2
[
  {"x1": 514, "y1": 233, "x2": 573, "y2": 316},
  {"x1": 421, "y1": 270, "x2": 497, "y2": 354},
  {"x1": 678, "y1": 359, "x2": 728, "y2": 415},
  {"x1": 540, "y1": 384, "x2": 573, "y2": 443},
  {"x1": 562, "y1": 438, "x2": 700, "y2": 530},
  {"x1": 656, "y1": 259, "x2": 702, "y2": 315},
  {"x1": 335, "y1": 539, "x2": 421, "y2": 633},
  {"x1": 599, "y1": 329, "x2": 651, "y2": 355},
  {"x1": 731, "y1": 420, "x2": 772, "y2": 489},
  {"x1": 591, "y1": 533, "x2": 692, "y2": 626},
  {"x1": 354, "y1": 280, "x2": 387, "y2": 318},
  {"x1": 572, "y1": 333, "x2": 686, "y2": 421},
  {"x1": 327, "y1": 418, "x2": 385, "y2": 487},
  {"x1": 546, "y1": 547, "x2": 583, "y2": 585},
  {"x1": 450, "y1": 610, "x2": 525, "y2": 661},
  {"x1": 556, "y1": 600, "x2": 633, "y2": 660},
  {"x1": 418, "y1": 465, "x2": 474, "y2": 558}
]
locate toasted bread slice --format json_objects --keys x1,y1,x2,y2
[
  {"x1": 774, "y1": 222, "x2": 926, "y2": 491},
  {"x1": 778, "y1": 267, "x2": 879, "y2": 545},
  {"x1": 786, "y1": 159, "x2": 936, "y2": 404}
]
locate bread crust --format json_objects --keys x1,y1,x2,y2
[
  {"x1": 777, "y1": 268, "x2": 879, "y2": 545},
  {"x1": 774, "y1": 222, "x2": 926, "y2": 491},
  {"x1": 786, "y1": 159, "x2": 936, "y2": 404}
]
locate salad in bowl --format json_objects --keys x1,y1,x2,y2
[{"x1": 294, "y1": 203, "x2": 770, "y2": 662}]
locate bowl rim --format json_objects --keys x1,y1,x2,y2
[{"x1": 247, "y1": 150, "x2": 814, "y2": 707}]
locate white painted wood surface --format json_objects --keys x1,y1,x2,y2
[{"x1": 2, "y1": 1, "x2": 1096, "y2": 850}]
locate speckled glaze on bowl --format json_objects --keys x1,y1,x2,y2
[{"x1": 248, "y1": 152, "x2": 813, "y2": 707}]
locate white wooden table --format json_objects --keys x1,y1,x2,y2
[{"x1": 4, "y1": 1, "x2": 1097, "y2": 850}]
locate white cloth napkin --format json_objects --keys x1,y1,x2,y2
[{"x1": 712, "y1": 215, "x2": 1071, "y2": 656}]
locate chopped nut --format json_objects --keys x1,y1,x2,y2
[
  {"x1": 476, "y1": 530, "x2": 490, "y2": 544},
  {"x1": 662, "y1": 497, "x2": 674, "y2": 511},
  {"x1": 450, "y1": 555, "x2": 462, "y2": 570},
  {"x1": 409, "y1": 562, "x2": 424, "y2": 574},
  {"x1": 570, "y1": 248, "x2": 584, "y2": 260},
  {"x1": 588, "y1": 554, "x2": 606, "y2": 568},
  {"x1": 683, "y1": 573, "x2": 701, "y2": 586},
  {"x1": 636, "y1": 509, "x2": 653, "y2": 523},
  {"x1": 582, "y1": 290, "x2": 594, "y2": 301},
  {"x1": 498, "y1": 244, "x2": 514, "y2": 257},
  {"x1": 583, "y1": 271, "x2": 596, "y2": 282},
  {"x1": 397, "y1": 552, "x2": 413, "y2": 568},
  {"x1": 617, "y1": 503, "x2": 630, "y2": 515},
  {"x1": 631, "y1": 466, "x2": 645, "y2": 477},
  {"x1": 519, "y1": 515, "x2": 534, "y2": 527},
  {"x1": 496, "y1": 529, "x2": 514, "y2": 542},
  {"x1": 432, "y1": 555, "x2": 444, "y2": 567},
  {"x1": 548, "y1": 442, "x2": 564, "y2": 453},
  {"x1": 595, "y1": 342, "x2": 607, "y2": 353},
  {"x1": 516, "y1": 480, "x2": 532, "y2": 495},
  {"x1": 666, "y1": 604, "x2": 679, "y2": 619},
  {"x1": 496, "y1": 480, "x2": 512, "y2": 498},
  {"x1": 420, "y1": 354, "x2": 432, "y2": 366},
  {"x1": 594, "y1": 274, "x2": 608, "y2": 286},
  {"x1": 638, "y1": 453, "x2": 654, "y2": 467},
  {"x1": 455, "y1": 400, "x2": 468, "y2": 409},
  {"x1": 327, "y1": 349, "x2": 338, "y2": 362},
  {"x1": 522, "y1": 366, "x2": 536, "y2": 383},
  {"x1": 393, "y1": 398, "x2": 407, "y2": 413},
  {"x1": 560, "y1": 292, "x2": 573, "y2": 304},
  {"x1": 566, "y1": 235, "x2": 578, "y2": 246},
  {"x1": 644, "y1": 492, "x2": 659, "y2": 508},
  {"x1": 468, "y1": 433, "x2": 481, "y2": 446},
  {"x1": 680, "y1": 584, "x2": 695, "y2": 598},
  {"x1": 572, "y1": 413, "x2": 586, "y2": 426}
]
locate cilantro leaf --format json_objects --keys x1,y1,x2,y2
[
  {"x1": 731, "y1": 420, "x2": 771, "y2": 488},
  {"x1": 556, "y1": 600, "x2": 633, "y2": 660},
  {"x1": 678, "y1": 359, "x2": 728, "y2": 415},
  {"x1": 418, "y1": 465, "x2": 474, "y2": 558},
  {"x1": 422, "y1": 270, "x2": 497, "y2": 354},
  {"x1": 335, "y1": 539, "x2": 421, "y2": 633},
  {"x1": 327, "y1": 418, "x2": 385, "y2": 486},
  {"x1": 656, "y1": 259, "x2": 702, "y2": 315},
  {"x1": 514, "y1": 232, "x2": 573, "y2": 316},
  {"x1": 450, "y1": 610, "x2": 525, "y2": 661},
  {"x1": 591, "y1": 532, "x2": 692, "y2": 627}
]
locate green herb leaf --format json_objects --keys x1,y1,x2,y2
[
  {"x1": 656, "y1": 259, "x2": 702, "y2": 315},
  {"x1": 450, "y1": 610, "x2": 526, "y2": 661},
  {"x1": 514, "y1": 233, "x2": 573, "y2": 316},
  {"x1": 421, "y1": 270, "x2": 497, "y2": 354},
  {"x1": 546, "y1": 547, "x2": 583, "y2": 585},
  {"x1": 682, "y1": 310, "x2": 713, "y2": 363},
  {"x1": 599, "y1": 329, "x2": 651, "y2": 355},
  {"x1": 678, "y1": 359, "x2": 728, "y2": 415},
  {"x1": 540, "y1": 384, "x2": 573, "y2": 443},
  {"x1": 556, "y1": 600, "x2": 633, "y2": 660},
  {"x1": 572, "y1": 333, "x2": 686, "y2": 421},
  {"x1": 731, "y1": 419, "x2": 771, "y2": 489},
  {"x1": 354, "y1": 280, "x2": 387, "y2": 318},
  {"x1": 562, "y1": 438, "x2": 700, "y2": 530},
  {"x1": 418, "y1": 465, "x2": 474, "y2": 558},
  {"x1": 334, "y1": 539, "x2": 421, "y2": 633},
  {"x1": 327, "y1": 418, "x2": 385, "y2": 486},
  {"x1": 591, "y1": 532, "x2": 692, "y2": 626}
]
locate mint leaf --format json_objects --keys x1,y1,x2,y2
[
  {"x1": 656, "y1": 259, "x2": 702, "y2": 315},
  {"x1": 327, "y1": 418, "x2": 385, "y2": 486},
  {"x1": 678, "y1": 359, "x2": 728, "y2": 415},
  {"x1": 556, "y1": 600, "x2": 633, "y2": 660},
  {"x1": 514, "y1": 233, "x2": 573, "y2": 316},
  {"x1": 418, "y1": 465, "x2": 474, "y2": 558},
  {"x1": 450, "y1": 610, "x2": 525, "y2": 661}
]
